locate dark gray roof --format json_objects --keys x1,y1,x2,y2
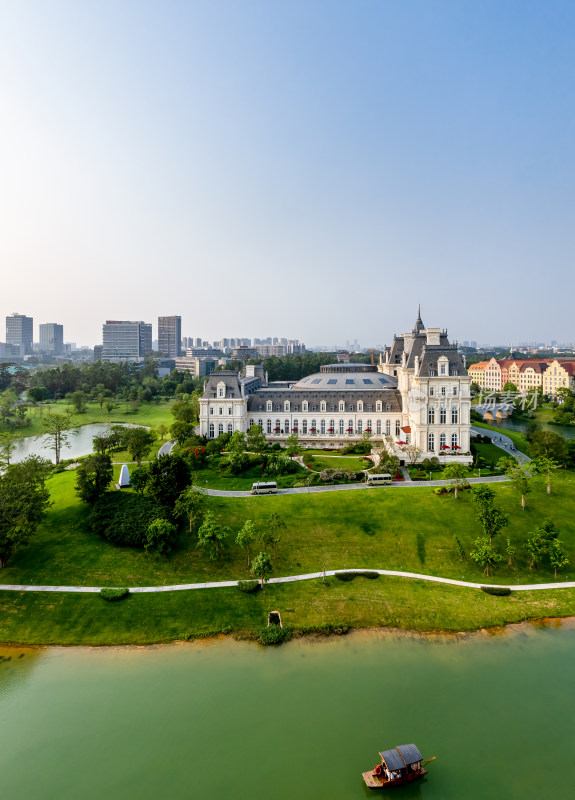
[
  {"x1": 379, "y1": 744, "x2": 423, "y2": 770},
  {"x1": 246, "y1": 388, "x2": 402, "y2": 413}
]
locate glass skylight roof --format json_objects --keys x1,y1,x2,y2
[
  {"x1": 311, "y1": 378, "x2": 321, "y2": 384},
  {"x1": 346, "y1": 379, "x2": 355, "y2": 384}
]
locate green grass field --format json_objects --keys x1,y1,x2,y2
[
  {"x1": 0, "y1": 578, "x2": 573, "y2": 645},
  {"x1": 2, "y1": 468, "x2": 574, "y2": 592},
  {"x1": 473, "y1": 421, "x2": 530, "y2": 453},
  {"x1": 308, "y1": 454, "x2": 370, "y2": 472},
  {"x1": 2, "y1": 399, "x2": 174, "y2": 439}
]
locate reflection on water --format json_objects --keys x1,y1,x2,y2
[
  {"x1": 0, "y1": 647, "x2": 44, "y2": 700},
  {"x1": 0, "y1": 624, "x2": 574, "y2": 799},
  {"x1": 487, "y1": 414, "x2": 575, "y2": 440}
]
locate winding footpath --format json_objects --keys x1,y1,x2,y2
[{"x1": 0, "y1": 568, "x2": 573, "y2": 594}]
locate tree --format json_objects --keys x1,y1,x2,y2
[
  {"x1": 157, "y1": 424, "x2": 168, "y2": 441},
  {"x1": 172, "y1": 395, "x2": 197, "y2": 423},
  {"x1": 549, "y1": 538, "x2": 569, "y2": 579},
  {"x1": 105, "y1": 400, "x2": 117, "y2": 414},
  {"x1": 96, "y1": 391, "x2": 106, "y2": 410},
  {"x1": 175, "y1": 486, "x2": 207, "y2": 534},
  {"x1": 0, "y1": 457, "x2": 51, "y2": 568},
  {"x1": 505, "y1": 538, "x2": 516, "y2": 567},
  {"x1": 526, "y1": 519, "x2": 560, "y2": 570},
  {"x1": 441, "y1": 463, "x2": 468, "y2": 499},
  {"x1": 246, "y1": 424, "x2": 268, "y2": 454},
  {"x1": 146, "y1": 453, "x2": 190, "y2": 513},
  {"x1": 236, "y1": 520, "x2": 257, "y2": 566},
  {"x1": 130, "y1": 466, "x2": 149, "y2": 493},
  {"x1": 535, "y1": 456, "x2": 559, "y2": 495},
  {"x1": 503, "y1": 382, "x2": 518, "y2": 393},
  {"x1": 260, "y1": 512, "x2": 287, "y2": 559},
  {"x1": 196, "y1": 511, "x2": 229, "y2": 559},
  {"x1": 497, "y1": 459, "x2": 533, "y2": 510},
  {"x1": 228, "y1": 431, "x2": 247, "y2": 454},
  {"x1": 453, "y1": 534, "x2": 465, "y2": 561},
  {"x1": 0, "y1": 432, "x2": 17, "y2": 468},
  {"x1": 471, "y1": 485, "x2": 508, "y2": 546},
  {"x1": 75, "y1": 454, "x2": 113, "y2": 506},
  {"x1": 470, "y1": 536, "x2": 503, "y2": 576},
  {"x1": 400, "y1": 443, "x2": 422, "y2": 466},
  {"x1": 528, "y1": 430, "x2": 567, "y2": 464},
  {"x1": 251, "y1": 551, "x2": 273, "y2": 589},
  {"x1": 41, "y1": 412, "x2": 76, "y2": 464},
  {"x1": 69, "y1": 390, "x2": 87, "y2": 414},
  {"x1": 145, "y1": 518, "x2": 178, "y2": 555},
  {"x1": 0, "y1": 388, "x2": 17, "y2": 424},
  {"x1": 285, "y1": 432, "x2": 301, "y2": 457},
  {"x1": 471, "y1": 484, "x2": 495, "y2": 508},
  {"x1": 122, "y1": 427, "x2": 156, "y2": 466}
]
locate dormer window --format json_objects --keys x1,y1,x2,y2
[{"x1": 267, "y1": 402, "x2": 272, "y2": 412}]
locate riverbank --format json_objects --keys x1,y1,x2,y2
[{"x1": 1, "y1": 577, "x2": 574, "y2": 645}]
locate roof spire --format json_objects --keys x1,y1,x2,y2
[{"x1": 413, "y1": 305, "x2": 425, "y2": 333}]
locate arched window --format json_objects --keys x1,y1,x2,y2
[
  {"x1": 227, "y1": 423, "x2": 233, "y2": 434},
  {"x1": 451, "y1": 407, "x2": 458, "y2": 424},
  {"x1": 357, "y1": 419, "x2": 363, "y2": 434},
  {"x1": 311, "y1": 419, "x2": 317, "y2": 432},
  {"x1": 302, "y1": 419, "x2": 308, "y2": 434},
  {"x1": 293, "y1": 420, "x2": 299, "y2": 432},
  {"x1": 395, "y1": 420, "x2": 400, "y2": 436},
  {"x1": 348, "y1": 419, "x2": 354, "y2": 434},
  {"x1": 218, "y1": 423, "x2": 223, "y2": 435},
  {"x1": 219, "y1": 407, "x2": 223, "y2": 415},
  {"x1": 329, "y1": 419, "x2": 335, "y2": 434},
  {"x1": 339, "y1": 419, "x2": 345, "y2": 434},
  {"x1": 428, "y1": 407, "x2": 435, "y2": 424},
  {"x1": 440, "y1": 433, "x2": 446, "y2": 449},
  {"x1": 451, "y1": 433, "x2": 458, "y2": 448},
  {"x1": 258, "y1": 419, "x2": 263, "y2": 429},
  {"x1": 366, "y1": 419, "x2": 372, "y2": 432},
  {"x1": 376, "y1": 420, "x2": 382, "y2": 435},
  {"x1": 385, "y1": 420, "x2": 391, "y2": 436},
  {"x1": 248, "y1": 419, "x2": 254, "y2": 429},
  {"x1": 284, "y1": 419, "x2": 289, "y2": 433},
  {"x1": 267, "y1": 420, "x2": 272, "y2": 434},
  {"x1": 428, "y1": 433, "x2": 434, "y2": 451},
  {"x1": 440, "y1": 407, "x2": 446, "y2": 424},
  {"x1": 320, "y1": 419, "x2": 325, "y2": 434},
  {"x1": 209, "y1": 423, "x2": 214, "y2": 438}
]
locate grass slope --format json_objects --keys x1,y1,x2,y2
[
  {"x1": 0, "y1": 578, "x2": 574, "y2": 645},
  {"x1": 2, "y1": 470, "x2": 574, "y2": 591}
]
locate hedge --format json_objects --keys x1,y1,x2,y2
[
  {"x1": 100, "y1": 588, "x2": 130, "y2": 601},
  {"x1": 481, "y1": 586, "x2": 512, "y2": 596}
]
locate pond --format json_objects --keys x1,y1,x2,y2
[
  {"x1": 12, "y1": 423, "x2": 136, "y2": 463},
  {"x1": 0, "y1": 622, "x2": 574, "y2": 799},
  {"x1": 484, "y1": 414, "x2": 575, "y2": 440}
]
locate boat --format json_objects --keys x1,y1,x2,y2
[{"x1": 362, "y1": 744, "x2": 434, "y2": 789}]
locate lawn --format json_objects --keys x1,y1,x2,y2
[
  {"x1": 2, "y1": 469, "x2": 575, "y2": 594},
  {"x1": 308, "y1": 454, "x2": 371, "y2": 472},
  {"x1": 473, "y1": 421, "x2": 530, "y2": 454},
  {"x1": 0, "y1": 578, "x2": 574, "y2": 645},
  {"x1": 2, "y1": 399, "x2": 174, "y2": 439}
]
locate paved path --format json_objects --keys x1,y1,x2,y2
[
  {"x1": 0, "y1": 568, "x2": 573, "y2": 594},
  {"x1": 471, "y1": 426, "x2": 531, "y2": 463}
]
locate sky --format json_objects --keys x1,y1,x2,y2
[{"x1": 1, "y1": 0, "x2": 574, "y2": 348}]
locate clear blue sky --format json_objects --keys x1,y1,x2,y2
[{"x1": 1, "y1": 0, "x2": 573, "y2": 347}]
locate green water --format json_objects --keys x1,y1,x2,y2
[{"x1": 1, "y1": 625, "x2": 574, "y2": 799}]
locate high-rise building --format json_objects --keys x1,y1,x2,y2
[
  {"x1": 102, "y1": 321, "x2": 152, "y2": 362},
  {"x1": 158, "y1": 316, "x2": 182, "y2": 358},
  {"x1": 6, "y1": 313, "x2": 33, "y2": 354},
  {"x1": 39, "y1": 323, "x2": 64, "y2": 354}
]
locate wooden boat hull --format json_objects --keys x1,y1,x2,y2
[{"x1": 362, "y1": 769, "x2": 427, "y2": 789}]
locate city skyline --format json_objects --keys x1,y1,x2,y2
[{"x1": 1, "y1": 1, "x2": 574, "y2": 345}]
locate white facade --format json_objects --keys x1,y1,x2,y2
[{"x1": 199, "y1": 315, "x2": 472, "y2": 464}]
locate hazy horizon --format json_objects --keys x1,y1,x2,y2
[{"x1": 1, "y1": 1, "x2": 574, "y2": 346}]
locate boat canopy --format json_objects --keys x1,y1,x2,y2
[{"x1": 379, "y1": 744, "x2": 423, "y2": 770}]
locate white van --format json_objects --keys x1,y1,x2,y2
[
  {"x1": 365, "y1": 473, "x2": 392, "y2": 486},
  {"x1": 250, "y1": 482, "x2": 278, "y2": 495}
]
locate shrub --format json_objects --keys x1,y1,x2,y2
[
  {"x1": 335, "y1": 570, "x2": 379, "y2": 580},
  {"x1": 481, "y1": 585, "x2": 512, "y2": 596},
  {"x1": 258, "y1": 626, "x2": 292, "y2": 645},
  {"x1": 100, "y1": 588, "x2": 129, "y2": 601},
  {"x1": 90, "y1": 492, "x2": 169, "y2": 549},
  {"x1": 237, "y1": 580, "x2": 260, "y2": 593}
]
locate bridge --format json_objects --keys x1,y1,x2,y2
[{"x1": 473, "y1": 402, "x2": 514, "y2": 420}]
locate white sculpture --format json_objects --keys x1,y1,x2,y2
[{"x1": 118, "y1": 464, "x2": 130, "y2": 488}]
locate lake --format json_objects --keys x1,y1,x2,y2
[
  {"x1": 484, "y1": 414, "x2": 575, "y2": 440},
  {"x1": 1, "y1": 623, "x2": 574, "y2": 799},
  {"x1": 12, "y1": 423, "x2": 136, "y2": 463}
]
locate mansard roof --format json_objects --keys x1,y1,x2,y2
[{"x1": 246, "y1": 388, "x2": 402, "y2": 412}]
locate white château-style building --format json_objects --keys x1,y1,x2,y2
[{"x1": 199, "y1": 312, "x2": 472, "y2": 463}]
